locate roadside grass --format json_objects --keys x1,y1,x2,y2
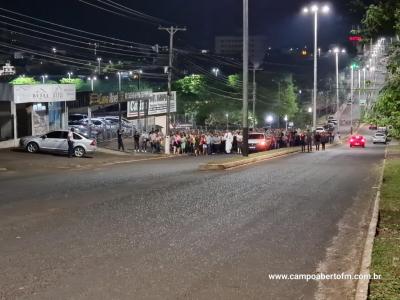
[{"x1": 369, "y1": 145, "x2": 400, "y2": 300}]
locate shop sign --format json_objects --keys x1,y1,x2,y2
[
  {"x1": 127, "y1": 92, "x2": 176, "y2": 117},
  {"x1": 13, "y1": 84, "x2": 76, "y2": 103}
]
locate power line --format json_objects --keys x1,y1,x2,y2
[{"x1": 0, "y1": 8, "x2": 153, "y2": 49}]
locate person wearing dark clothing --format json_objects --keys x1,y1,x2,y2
[
  {"x1": 314, "y1": 132, "x2": 321, "y2": 151},
  {"x1": 300, "y1": 133, "x2": 306, "y2": 152},
  {"x1": 67, "y1": 128, "x2": 75, "y2": 158},
  {"x1": 232, "y1": 135, "x2": 238, "y2": 154},
  {"x1": 133, "y1": 131, "x2": 140, "y2": 152},
  {"x1": 117, "y1": 129, "x2": 125, "y2": 151},
  {"x1": 321, "y1": 133, "x2": 327, "y2": 150},
  {"x1": 306, "y1": 131, "x2": 313, "y2": 152}
]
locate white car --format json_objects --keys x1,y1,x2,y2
[
  {"x1": 315, "y1": 127, "x2": 326, "y2": 133},
  {"x1": 20, "y1": 130, "x2": 97, "y2": 157},
  {"x1": 372, "y1": 132, "x2": 387, "y2": 144}
]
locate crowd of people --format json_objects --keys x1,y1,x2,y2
[{"x1": 126, "y1": 128, "x2": 335, "y2": 156}]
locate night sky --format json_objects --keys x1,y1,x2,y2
[{"x1": 1, "y1": 0, "x2": 361, "y2": 50}]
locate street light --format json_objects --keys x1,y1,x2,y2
[
  {"x1": 41, "y1": 74, "x2": 48, "y2": 84},
  {"x1": 284, "y1": 114, "x2": 288, "y2": 131},
  {"x1": 331, "y1": 47, "x2": 346, "y2": 133},
  {"x1": 88, "y1": 76, "x2": 97, "y2": 92},
  {"x1": 226, "y1": 113, "x2": 229, "y2": 130},
  {"x1": 302, "y1": 3, "x2": 330, "y2": 130},
  {"x1": 97, "y1": 57, "x2": 102, "y2": 74},
  {"x1": 212, "y1": 68, "x2": 220, "y2": 77},
  {"x1": 67, "y1": 72, "x2": 73, "y2": 79},
  {"x1": 266, "y1": 115, "x2": 273, "y2": 128}
]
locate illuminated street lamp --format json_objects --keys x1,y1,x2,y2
[
  {"x1": 266, "y1": 115, "x2": 273, "y2": 128},
  {"x1": 302, "y1": 3, "x2": 330, "y2": 130},
  {"x1": 67, "y1": 72, "x2": 73, "y2": 79},
  {"x1": 97, "y1": 57, "x2": 102, "y2": 74},
  {"x1": 225, "y1": 113, "x2": 229, "y2": 130},
  {"x1": 331, "y1": 47, "x2": 346, "y2": 132},
  {"x1": 212, "y1": 68, "x2": 220, "y2": 77},
  {"x1": 284, "y1": 114, "x2": 288, "y2": 131},
  {"x1": 41, "y1": 74, "x2": 48, "y2": 84},
  {"x1": 88, "y1": 76, "x2": 97, "y2": 92}
]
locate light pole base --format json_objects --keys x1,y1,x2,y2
[{"x1": 165, "y1": 135, "x2": 171, "y2": 155}]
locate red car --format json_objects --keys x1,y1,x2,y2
[{"x1": 349, "y1": 135, "x2": 366, "y2": 148}]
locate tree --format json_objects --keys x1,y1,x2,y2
[
  {"x1": 59, "y1": 78, "x2": 85, "y2": 90},
  {"x1": 9, "y1": 76, "x2": 39, "y2": 85},
  {"x1": 276, "y1": 80, "x2": 299, "y2": 119},
  {"x1": 361, "y1": 1, "x2": 400, "y2": 39}
]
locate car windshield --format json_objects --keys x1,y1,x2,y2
[{"x1": 249, "y1": 134, "x2": 265, "y2": 139}]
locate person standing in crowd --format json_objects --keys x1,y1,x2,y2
[
  {"x1": 321, "y1": 132, "x2": 327, "y2": 151},
  {"x1": 150, "y1": 131, "x2": 157, "y2": 153},
  {"x1": 67, "y1": 127, "x2": 75, "y2": 158},
  {"x1": 117, "y1": 128, "x2": 125, "y2": 152},
  {"x1": 236, "y1": 131, "x2": 243, "y2": 154},
  {"x1": 300, "y1": 131, "x2": 306, "y2": 153},
  {"x1": 181, "y1": 133, "x2": 187, "y2": 154},
  {"x1": 306, "y1": 130, "x2": 313, "y2": 153},
  {"x1": 133, "y1": 130, "x2": 140, "y2": 152},
  {"x1": 314, "y1": 131, "x2": 321, "y2": 151},
  {"x1": 224, "y1": 131, "x2": 233, "y2": 154},
  {"x1": 206, "y1": 133, "x2": 212, "y2": 155},
  {"x1": 232, "y1": 133, "x2": 238, "y2": 154},
  {"x1": 139, "y1": 132, "x2": 147, "y2": 152}
]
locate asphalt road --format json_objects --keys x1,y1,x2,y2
[{"x1": 0, "y1": 128, "x2": 386, "y2": 300}]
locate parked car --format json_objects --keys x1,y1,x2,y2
[
  {"x1": 19, "y1": 130, "x2": 97, "y2": 157},
  {"x1": 315, "y1": 127, "x2": 326, "y2": 133},
  {"x1": 372, "y1": 132, "x2": 387, "y2": 144},
  {"x1": 69, "y1": 114, "x2": 87, "y2": 122},
  {"x1": 349, "y1": 135, "x2": 366, "y2": 148},
  {"x1": 248, "y1": 132, "x2": 273, "y2": 152},
  {"x1": 327, "y1": 119, "x2": 338, "y2": 125},
  {"x1": 323, "y1": 123, "x2": 335, "y2": 132}
]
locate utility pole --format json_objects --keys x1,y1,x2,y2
[
  {"x1": 252, "y1": 67, "x2": 263, "y2": 129},
  {"x1": 252, "y1": 69, "x2": 256, "y2": 129},
  {"x1": 242, "y1": 0, "x2": 249, "y2": 157},
  {"x1": 158, "y1": 26, "x2": 186, "y2": 152}
]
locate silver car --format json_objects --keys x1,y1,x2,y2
[
  {"x1": 20, "y1": 130, "x2": 97, "y2": 157},
  {"x1": 372, "y1": 132, "x2": 387, "y2": 144}
]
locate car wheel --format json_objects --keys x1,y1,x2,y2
[
  {"x1": 26, "y1": 142, "x2": 39, "y2": 153},
  {"x1": 74, "y1": 146, "x2": 85, "y2": 158}
]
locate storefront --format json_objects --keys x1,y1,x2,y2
[{"x1": 0, "y1": 83, "x2": 76, "y2": 147}]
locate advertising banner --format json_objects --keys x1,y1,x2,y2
[
  {"x1": 127, "y1": 92, "x2": 177, "y2": 117},
  {"x1": 13, "y1": 84, "x2": 76, "y2": 103}
]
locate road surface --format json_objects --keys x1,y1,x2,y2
[{"x1": 0, "y1": 128, "x2": 386, "y2": 300}]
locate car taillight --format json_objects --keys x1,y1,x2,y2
[
  {"x1": 350, "y1": 139, "x2": 354, "y2": 143},
  {"x1": 90, "y1": 139, "x2": 97, "y2": 146},
  {"x1": 361, "y1": 139, "x2": 365, "y2": 142}
]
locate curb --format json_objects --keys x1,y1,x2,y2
[
  {"x1": 199, "y1": 148, "x2": 301, "y2": 171},
  {"x1": 96, "y1": 147, "x2": 131, "y2": 156},
  {"x1": 354, "y1": 147, "x2": 387, "y2": 300}
]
